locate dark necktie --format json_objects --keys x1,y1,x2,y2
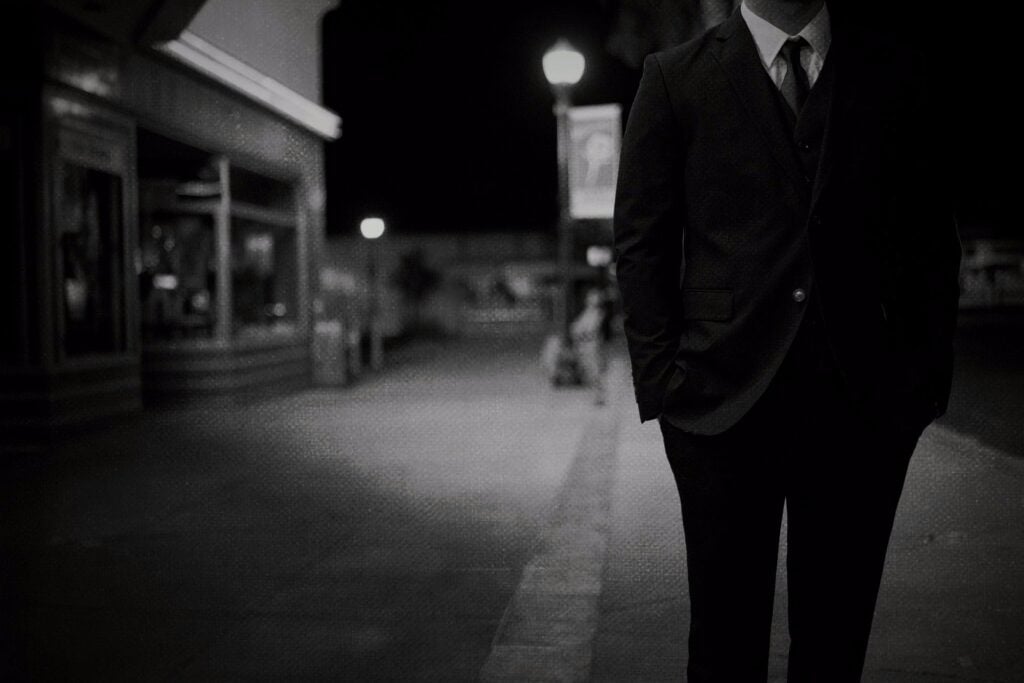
[{"x1": 780, "y1": 37, "x2": 810, "y2": 115}]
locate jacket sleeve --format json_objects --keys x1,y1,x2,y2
[
  {"x1": 613, "y1": 54, "x2": 686, "y2": 422},
  {"x1": 909, "y1": 51, "x2": 963, "y2": 420},
  {"x1": 890, "y1": 47, "x2": 962, "y2": 423}
]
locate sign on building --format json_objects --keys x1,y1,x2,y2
[{"x1": 568, "y1": 104, "x2": 621, "y2": 219}]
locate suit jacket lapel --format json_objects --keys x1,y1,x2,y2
[{"x1": 710, "y1": 11, "x2": 806, "y2": 193}]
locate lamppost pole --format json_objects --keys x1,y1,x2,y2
[
  {"x1": 360, "y1": 217, "x2": 385, "y2": 371},
  {"x1": 554, "y1": 88, "x2": 573, "y2": 348},
  {"x1": 543, "y1": 39, "x2": 585, "y2": 386}
]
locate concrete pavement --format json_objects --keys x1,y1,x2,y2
[
  {"x1": 593, "y1": 386, "x2": 1024, "y2": 682},
  {"x1": 3, "y1": 334, "x2": 1023, "y2": 681},
  {"x1": 2, "y1": 337, "x2": 593, "y2": 680}
]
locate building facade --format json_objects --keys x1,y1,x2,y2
[{"x1": 2, "y1": 0, "x2": 339, "y2": 446}]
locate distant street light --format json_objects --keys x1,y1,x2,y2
[
  {"x1": 360, "y1": 217, "x2": 385, "y2": 240},
  {"x1": 360, "y1": 217, "x2": 385, "y2": 371},
  {"x1": 543, "y1": 39, "x2": 585, "y2": 386}
]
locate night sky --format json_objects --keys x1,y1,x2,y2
[{"x1": 323, "y1": 2, "x2": 1020, "y2": 239}]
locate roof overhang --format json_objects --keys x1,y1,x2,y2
[{"x1": 156, "y1": 30, "x2": 341, "y2": 141}]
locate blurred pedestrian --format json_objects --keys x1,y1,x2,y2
[
  {"x1": 571, "y1": 288, "x2": 609, "y2": 405},
  {"x1": 613, "y1": 0, "x2": 962, "y2": 679}
]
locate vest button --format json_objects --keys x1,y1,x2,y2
[{"x1": 792, "y1": 288, "x2": 807, "y2": 303}]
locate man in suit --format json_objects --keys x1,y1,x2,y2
[{"x1": 612, "y1": 0, "x2": 961, "y2": 679}]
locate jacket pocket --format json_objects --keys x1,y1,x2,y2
[{"x1": 681, "y1": 288, "x2": 733, "y2": 322}]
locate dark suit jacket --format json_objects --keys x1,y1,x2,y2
[{"x1": 613, "y1": 10, "x2": 962, "y2": 435}]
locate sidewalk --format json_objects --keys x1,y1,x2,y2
[
  {"x1": 3, "y1": 336, "x2": 1023, "y2": 681},
  {"x1": 1, "y1": 336, "x2": 596, "y2": 680},
  {"x1": 592, "y1": 365, "x2": 1024, "y2": 681}
]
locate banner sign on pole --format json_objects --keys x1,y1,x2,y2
[{"x1": 567, "y1": 104, "x2": 621, "y2": 219}]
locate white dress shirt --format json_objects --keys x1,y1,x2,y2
[{"x1": 740, "y1": 1, "x2": 832, "y2": 90}]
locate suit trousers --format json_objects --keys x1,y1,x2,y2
[{"x1": 658, "y1": 308, "x2": 922, "y2": 682}]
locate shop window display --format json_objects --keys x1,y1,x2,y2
[
  {"x1": 138, "y1": 212, "x2": 217, "y2": 341},
  {"x1": 59, "y1": 162, "x2": 125, "y2": 356},
  {"x1": 137, "y1": 129, "x2": 300, "y2": 346},
  {"x1": 229, "y1": 165, "x2": 299, "y2": 339},
  {"x1": 232, "y1": 220, "x2": 298, "y2": 337}
]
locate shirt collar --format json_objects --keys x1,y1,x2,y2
[{"x1": 740, "y1": 1, "x2": 832, "y2": 69}]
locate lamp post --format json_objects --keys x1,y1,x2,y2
[
  {"x1": 543, "y1": 39, "x2": 585, "y2": 386},
  {"x1": 360, "y1": 217, "x2": 385, "y2": 372}
]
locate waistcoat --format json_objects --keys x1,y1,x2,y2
[{"x1": 773, "y1": 52, "x2": 839, "y2": 374}]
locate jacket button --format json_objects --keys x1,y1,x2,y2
[
  {"x1": 798, "y1": 141, "x2": 812, "y2": 152},
  {"x1": 792, "y1": 288, "x2": 807, "y2": 303}
]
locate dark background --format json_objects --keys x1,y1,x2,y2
[{"x1": 322, "y1": 1, "x2": 1020, "y2": 239}]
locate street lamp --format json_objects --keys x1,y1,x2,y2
[
  {"x1": 360, "y1": 217, "x2": 385, "y2": 371},
  {"x1": 543, "y1": 39, "x2": 585, "y2": 386},
  {"x1": 360, "y1": 217, "x2": 385, "y2": 240}
]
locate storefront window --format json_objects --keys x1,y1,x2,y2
[
  {"x1": 137, "y1": 129, "x2": 222, "y2": 343},
  {"x1": 230, "y1": 165, "x2": 299, "y2": 339},
  {"x1": 59, "y1": 162, "x2": 124, "y2": 356},
  {"x1": 232, "y1": 218, "x2": 298, "y2": 338},
  {"x1": 136, "y1": 129, "x2": 300, "y2": 345},
  {"x1": 138, "y1": 211, "x2": 217, "y2": 341}
]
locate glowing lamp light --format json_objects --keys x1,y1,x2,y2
[
  {"x1": 542, "y1": 40, "x2": 585, "y2": 87},
  {"x1": 360, "y1": 217, "x2": 385, "y2": 240}
]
